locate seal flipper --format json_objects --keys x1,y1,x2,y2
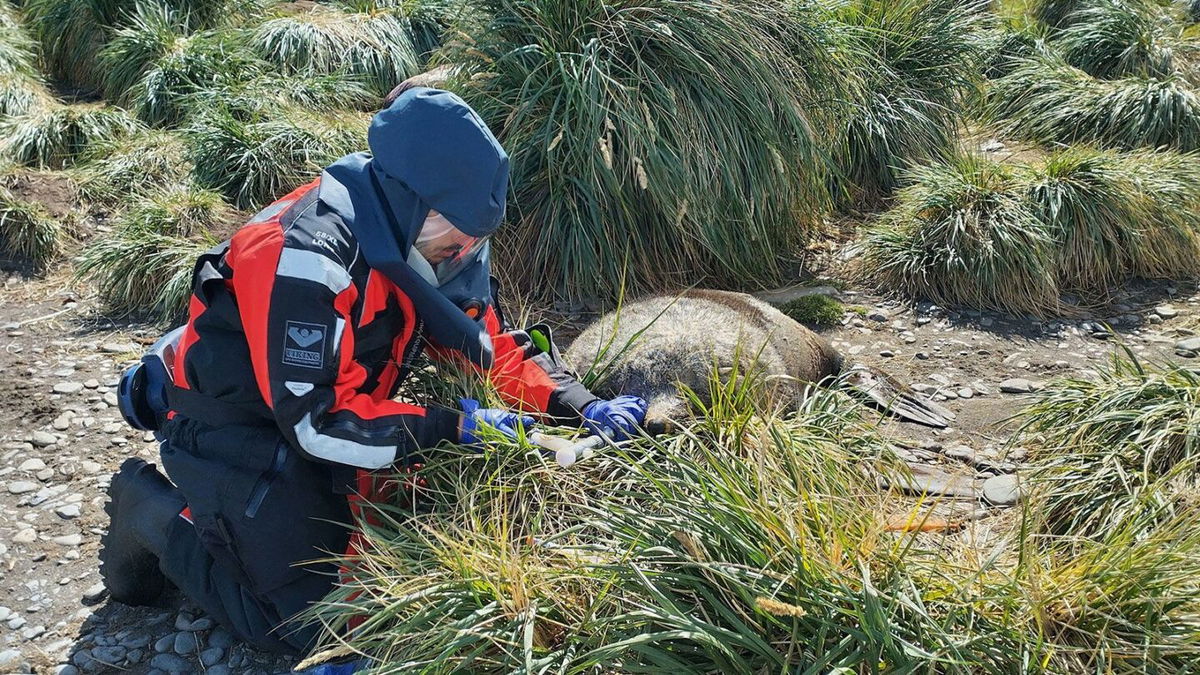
[{"x1": 841, "y1": 364, "x2": 955, "y2": 428}]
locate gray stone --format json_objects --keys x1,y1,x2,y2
[
  {"x1": 56, "y1": 503, "x2": 82, "y2": 519},
  {"x1": 79, "y1": 460, "x2": 102, "y2": 474},
  {"x1": 7, "y1": 480, "x2": 37, "y2": 494},
  {"x1": 753, "y1": 284, "x2": 841, "y2": 306},
  {"x1": 1176, "y1": 337, "x2": 1200, "y2": 352},
  {"x1": 0, "y1": 649, "x2": 26, "y2": 672},
  {"x1": 18, "y1": 458, "x2": 46, "y2": 472},
  {"x1": 53, "y1": 533, "x2": 83, "y2": 547},
  {"x1": 21, "y1": 624, "x2": 45, "y2": 639},
  {"x1": 120, "y1": 633, "x2": 151, "y2": 649},
  {"x1": 150, "y1": 653, "x2": 191, "y2": 673},
  {"x1": 867, "y1": 309, "x2": 889, "y2": 322},
  {"x1": 879, "y1": 349, "x2": 895, "y2": 358},
  {"x1": 983, "y1": 474, "x2": 1023, "y2": 506},
  {"x1": 1155, "y1": 305, "x2": 1179, "y2": 319},
  {"x1": 127, "y1": 649, "x2": 144, "y2": 664},
  {"x1": 945, "y1": 445, "x2": 978, "y2": 464},
  {"x1": 83, "y1": 379, "x2": 100, "y2": 389},
  {"x1": 999, "y1": 378, "x2": 1035, "y2": 394},
  {"x1": 206, "y1": 666, "x2": 232, "y2": 675},
  {"x1": 0, "y1": 606, "x2": 10, "y2": 621},
  {"x1": 207, "y1": 627, "x2": 233, "y2": 650},
  {"x1": 101, "y1": 342, "x2": 136, "y2": 354},
  {"x1": 885, "y1": 463, "x2": 981, "y2": 499},
  {"x1": 82, "y1": 583, "x2": 107, "y2": 605},
  {"x1": 200, "y1": 647, "x2": 224, "y2": 667},
  {"x1": 53, "y1": 382, "x2": 84, "y2": 394},
  {"x1": 957, "y1": 387, "x2": 974, "y2": 399},
  {"x1": 153, "y1": 634, "x2": 175, "y2": 653},
  {"x1": 186, "y1": 617, "x2": 213, "y2": 631},
  {"x1": 32, "y1": 431, "x2": 57, "y2": 447},
  {"x1": 55, "y1": 665, "x2": 81, "y2": 675},
  {"x1": 91, "y1": 645, "x2": 127, "y2": 665},
  {"x1": 173, "y1": 631, "x2": 199, "y2": 654}
]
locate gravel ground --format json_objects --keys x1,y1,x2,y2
[{"x1": 0, "y1": 269, "x2": 1196, "y2": 674}]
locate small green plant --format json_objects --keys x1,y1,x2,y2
[
  {"x1": 780, "y1": 294, "x2": 845, "y2": 327},
  {"x1": 186, "y1": 107, "x2": 366, "y2": 209},
  {"x1": 1, "y1": 102, "x2": 144, "y2": 169},
  {"x1": 76, "y1": 186, "x2": 235, "y2": 318}
]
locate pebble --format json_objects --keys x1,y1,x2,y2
[
  {"x1": 55, "y1": 665, "x2": 80, "y2": 675},
  {"x1": 54, "y1": 381, "x2": 84, "y2": 394},
  {"x1": 1175, "y1": 337, "x2": 1200, "y2": 355},
  {"x1": 150, "y1": 653, "x2": 191, "y2": 673},
  {"x1": 153, "y1": 634, "x2": 175, "y2": 653},
  {"x1": 207, "y1": 627, "x2": 233, "y2": 650},
  {"x1": 83, "y1": 379, "x2": 101, "y2": 389},
  {"x1": 1155, "y1": 305, "x2": 1178, "y2": 319},
  {"x1": 206, "y1": 665, "x2": 232, "y2": 675},
  {"x1": 983, "y1": 474, "x2": 1023, "y2": 506},
  {"x1": 957, "y1": 387, "x2": 974, "y2": 399},
  {"x1": 867, "y1": 309, "x2": 889, "y2": 322},
  {"x1": 174, "y1": 630, "x2": 199, "y2": 654},
  {"x1": 91, "y1": 645, "x2": 127, "y2": 665},
  {"x1": 53, "y1": 533, "x2": 83, "y2": 547},
  {"x1": 82, "y1": 583, "x2": 107, "y2": 605},
  {"x1": 999, "y1": 378, "x2": 1036, "y2": 394},
  {"x1": 879, "y1": 349, "x2": 895, "y2": 358},
  {"x1": 18, "y1": 458, "x2": 46, "y2": 472},
  {"x1": 0, "y1": 649, "x2": 26, "y2": 672},
  {"x1": 32, "y1": 431, "x2": 57, "y2": 447},
  {"x1": 12, "y1": 527, "x2": 38, "y2": 545},
  {"x1": 200, "y1": 647, "x2": 225, "y2": 666},
  {"x1": 7, "y1": 480, "x2": 37, "y2": 494},
  {"x1": 0, "y1": 607, "x2": 10, "y2": 621},
  {"x1": 56, "y1": 503, "x2": 82, "y2": 519}
]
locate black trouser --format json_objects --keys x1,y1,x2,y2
[{"x1": 156, "y1": 417, "x2": 355, "y2": 654}]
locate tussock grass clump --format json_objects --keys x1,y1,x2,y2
[
  {"x1": 252, "y1": 6, "x2": 419, "y2": 97},
  {"x1": 0, "y1": 7, "x2": 42, "y2": 80},
  {"x1": 1023, "y1": 147, "x2": 1200, "y2": 290},
  {"x1": 446, "y1": 0, "x2": 832, "y2": 301},
  {"x1": 989, "y1": 56, "x2": 1200, "y2": 152},
  {"x1": 99, "y1": 4, "x2": 255, "y2": 127},
  {"x1": 1, "y1": 102, "x2": 144, "y2": 169},
  {"x1": 186, "y1": 108, "x2": 366, "y2": 209},
  {"x1": 1016, "y1": 350, "x2": 1200, "y2": 538},
  {"x1": 1022, "y1": 509, "x2": 1200, "y2": 671},
  {"x1": 23, "y1": 0, "x2": 248, "y2": 89},
  {"x1": 0, "y1": 72, "x2": 54, "y2": 120},
  {"x1": 1052, "y1": 0, "x2": 1185, "y2": 79},
  {"x1": 308, "y1": 387, "x2": 1019, "y2": 672},
  {"x1": 77, "y1": 186, "x2": 235, "y2": 318},
  {"x1": 830, "y1": 0, "x2": 989, "y2": 200},
  {"x1": 0, "y1": 184, "x2": 68, "y2": 267},
  {"x1": 862, "y1": 154, "x2": 1059, "y2": 316},
  {"x1": 78, "y1": 129, "x2": 192, "y2": 205}
]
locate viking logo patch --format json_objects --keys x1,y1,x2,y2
[{"x1": 283, "y1": 321, "x2": 326, "y2": 369}]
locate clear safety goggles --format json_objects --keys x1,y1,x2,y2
[{"x1": 413, "y1": 211, "x2": 489, "y2": 285}]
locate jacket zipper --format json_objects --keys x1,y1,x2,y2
[{"x1": 244, "y1": 442, "x2": 288, "y2": 518}]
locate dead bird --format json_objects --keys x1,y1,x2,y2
[{"x1": 563, "y1": 289, "x2": 953, "y2": 431}]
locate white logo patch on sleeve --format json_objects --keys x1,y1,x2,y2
[
  {"x1": 283, "y1": 321, "x2": 327, "y2": 369},
  {"x1": 284, "y1": 381, "x2": 315, "y2": 396}
]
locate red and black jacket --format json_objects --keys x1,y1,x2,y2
[{"x1": 170, "y1": 178, "x2": 598, "y2": 470}]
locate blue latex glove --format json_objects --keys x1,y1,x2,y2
[
  {"x1": 582, "y1": 395, "x2": 647, "y2": 440},
  {"x1": 459, "y1": 398, "x2": 536, "y2": 444}
]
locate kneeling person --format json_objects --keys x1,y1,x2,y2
[{"x1": 100, "y1": 88, "x2": 646, "y2": 654}]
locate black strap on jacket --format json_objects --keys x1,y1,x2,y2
[{"x1": 167, "y1": 385, "x2": 275, "y2": 429}]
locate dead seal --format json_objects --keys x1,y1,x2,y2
[{"x1": 563, "y1": 289, "x2": 953, "y2": 431}]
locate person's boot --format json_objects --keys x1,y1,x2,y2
[{"x1": 99, "y1": 458, "x2": 185, "y2": 605}]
